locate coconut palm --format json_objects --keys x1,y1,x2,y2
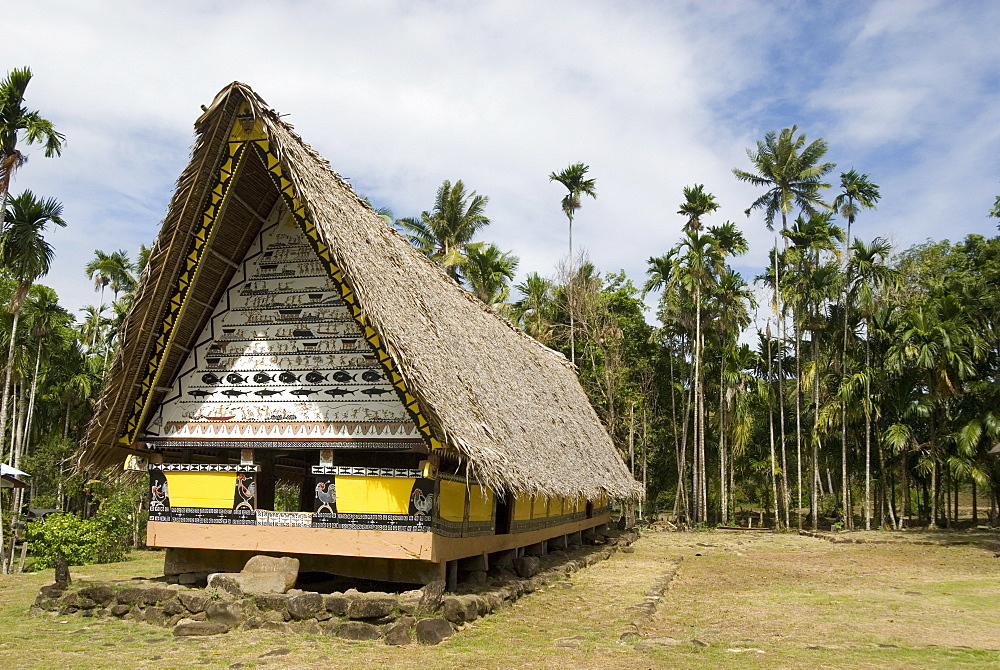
[
  {"x1": 512, "y1": 273, "x2": 556, "y2": 342},
  {"x1": 0, "y1": 67, "x2": 64, "y2": 227},
  {"x1": 549, "y1": 163, "x2": 597, "y2": 364},
  {"x1": 85, "y1": 249, "x2": 135, "y2": 308},
  {"x1": 464, "y1": 243, "x2": 519, "y2": 311},
  {"x1": 733, "y1": 126, "x2": 835, "y2": 232},
  {"x1": 396, "y1": 179, "x2": 490, "y2": 281}
]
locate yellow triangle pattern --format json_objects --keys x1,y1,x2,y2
[{"x1": 119, "y1": 123, "x2": 249, "y2": 445}]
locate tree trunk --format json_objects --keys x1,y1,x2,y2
[
  {"x1": 0, "y1": 308, "x2": 22, "y2": 463},
  {"x1": 795, "y1": 325, "x2": 803, "y2": 529}
]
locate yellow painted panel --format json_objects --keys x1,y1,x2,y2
[
  {"x1": 532, "y1": 495, "x2": 549, "y2": 519},
  {"x1": 439, "y1": 479, "x2": 466, "y2": 522},
  {"x1": 553, "y1": 497, "x2": 565, "y2": 517},
  {"x1": 165, "y1": 472, "x2": 235, "y2": 509},
  {"x1": 335, "y1": 476, "x2": 413, "y2": 515},
  {"x1": 468, "y1": 486, "x2": 494, "y2": 522},
  {"x1": 514, "y1": 492, "x2": 533, "y2": 521}
]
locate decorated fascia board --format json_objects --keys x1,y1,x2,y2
[{"x1": 120, "y1": 99, "x2": 441, "y2": 452}]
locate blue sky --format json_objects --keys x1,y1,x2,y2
[{"x1": 6, "y1": 0, "x2": 1000, "y2": 324}]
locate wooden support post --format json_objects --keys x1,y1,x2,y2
[
  {"x1": 446, "y1": 560, "x2": 458, "y2": 593},
  {"x1": 17, "y1": 541, "x2": 28, "y2": 574}
]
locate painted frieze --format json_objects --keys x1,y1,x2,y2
[{"x1": 143, "y1": 204, "x2": 420, "y2": 447}]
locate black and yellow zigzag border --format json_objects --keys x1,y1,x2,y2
[{"x1": 120, "y1": 135, "x2": 249, "y2": 444}]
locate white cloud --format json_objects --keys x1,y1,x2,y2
[{"x1": 4, "y1": 0, "x2": 999, "y2": 332}]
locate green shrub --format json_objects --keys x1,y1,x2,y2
[{"x1": 26, "y1": 508, "x2": 131, "y2": 569}]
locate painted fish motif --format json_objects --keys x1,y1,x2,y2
[
  {"x1": 324, "y1": 388, "x2": 355, "y2": 397},
  {"x1": 201, "y1": 373, "x2": 222, "y2": 385},
  {"x1": 331, "y1": 371, "x2": 355, "y2": 383},
  {"x1": 226, "y1": 373, "x2": 247, "y2": 384},
  {"x1": 305, "y1": 371, "x2": 328, "y2": 384},
  {"x1": 253, "y1": 389, "x2": 282, "y2": 397},
  {"x1": 187, "y1": 389, "x2": 215, "y2": 397},
  {"x1": 253, "y1": 373, "x2": 274, "y2": 384},
  {"x1": 360, "y1": 388, "x2": 393, "y2": 396},
  {"x1": 221, "y1": 389, "x2": 251, "y2": 397},
  {"x1": 278, "y1": 372, "x2": 300, "y2": 383},
  {"x1": 361, "y1": 370, "x2": 384, "y2": 382},
  {"x1": 290, "y1": 388, "x2": 320, "y2": 396}
]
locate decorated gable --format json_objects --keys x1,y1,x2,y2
[{"x1": 143, "y1": 203, "x2": 421, "y2": 449}]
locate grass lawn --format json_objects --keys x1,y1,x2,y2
[{"x1": 2, "y1": 531, "x2": 999, "y2": 669}]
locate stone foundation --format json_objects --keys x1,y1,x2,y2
[{"x1": 32, "y1": 529, "x2": 638, "y2": 645}]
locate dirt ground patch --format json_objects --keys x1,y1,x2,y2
[{"x1": 2, "y1": 531, "x2": 1000, "y2": 669}]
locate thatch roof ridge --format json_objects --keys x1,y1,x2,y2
[{"x1": 81, "y1": 82, "x2": 641, "y2": 501}]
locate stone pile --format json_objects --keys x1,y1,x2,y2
[{"x1": 32, "y1": 529, "x2": 638, "y2": 645}]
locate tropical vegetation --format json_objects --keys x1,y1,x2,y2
[{"x1": 3, "y1": 67, "x2": 1000, "y2": 574}]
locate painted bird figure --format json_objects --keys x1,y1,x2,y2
[
  {"x1": 411, "y1": 488, "x2": 433, "y2": 516},
  {"x1": 315, "y1": 480, "x2": 336, "y2": 513}
]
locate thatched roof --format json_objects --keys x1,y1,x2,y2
[{"x1": 80, "y1": 82, "x2": 641, "y2": 501}]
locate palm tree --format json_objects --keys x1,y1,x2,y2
[
  {"x1": 832, "y1": 171, "x2": 880, "y2": 528},
  {"x1": 464, "y1": 243, "x2": 519, "y2": 311},
  {"x1": 0, "y1": 67, "x2": 65, "y2": 227},
  {"x1": 512, "y1": 273, "x2": 556, "y2": 342},
  {"x1": 85, "y1": 249, "x2": 135, "y2": 308},
  {"x1": 549, "y1": 163, "x2": 597, "y2": 365},
  {"x1": 678, "y1": 184, "x2": 720, "y2": 232},
  {"x1": 735, "y1": 127, "x2": 834, "y2": 527},
  {"x1": 396, "y1": 179, "x2": 490, "y2": 281},
  {"x1": 846, "y1": 237, "x2": 899, "y2": 529},
  {"x1": 887, "y1": 294, "x2": 985, "y2": 528},
  {"x1": 733, "y1": 126, "x2": 835, "y2": 233},
  {"x1": 0, "y1": 190, "x2": 64, "y2": 571},
  {"x1": 673, "y1": 230, "x2": 724, "y2": 522}
]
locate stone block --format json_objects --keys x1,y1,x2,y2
[
  {"x1": 234, "y1": 572, "x2": 291, "y2": 596},
  {"x1": 241, "y1": 555, "x2": 299, "y2": 592},
  {"x1": 513, "y1": 555, "x2": 540, "y2": 578},
  {"x1": 78, "y1": 585, "x2": 114, "y2": 606},
  {"x1": 163, "y1": 600, "x2": 185, "y2": 617},
  {"x1": 346, "y1": 596, "x2": 396, "y2": 620},
  {"x1": 115, "y1": 587, "x2": 148, "y2": 606},
  {"x1": 324, "y1": 593, "x2": 350, "y2": 616},
  {"x1": 415, "y1": 618, "x2": 454, "y2": 645},
  {"x1": 418, "y1": 580, "x2": 445, "y2": 614},
  {"x1": 441, "y1": 595, "x2": 478, "y2": 624},
  {"x1": 292, "y1": 619, "x2": 323, "y2": 635},
  {"x1": 287, "y1": 593, "x2": 324, "y2": 620},
  {"x1": 336, "y1": 621, "x2": 381, "y2": 640},
  {"x1": 173, "y1": 619, "x2": 228, "y2": 636},
  {"x1": 110, "y1": 604, "x2": 131, "y2": 617},
  {"x1": 398, "y1": 590, "x2": 422, "y2": 616},
  {"x1": 384, "y1": 619, "x2": 412, "y2": 645},
  {"x1": 177, "y1": 591, "x2": 209, "y2": 613},
  {"x1": 205, "y1": 599, "x2": 248, "y2": 626},
  {"x1": 178, "y1": 572, "x2": 209, "y2": 586},
  {"x1": 206, "y1": 573, "x2": 243, "y2": 598},
  {"x1": 142, "y1": 606, "x2": 166, "y2": 626},
  {"x1": 255, "y1": 594, "x2": 289, "y2": 612},
  {"x1": 38, "y1": 584, "x2": 67, "y2": 599}
]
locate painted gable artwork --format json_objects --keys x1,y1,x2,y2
[{"x1": 80, "y1": 83, "x2": 640, "y2": 583}]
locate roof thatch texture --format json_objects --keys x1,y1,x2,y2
[{"x1": 81, "y1": 82, "x2": 641, "y2": 501}]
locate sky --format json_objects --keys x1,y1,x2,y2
[{"x1": 6, "y1": 0, "x2": 1000, "y2": 328}]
